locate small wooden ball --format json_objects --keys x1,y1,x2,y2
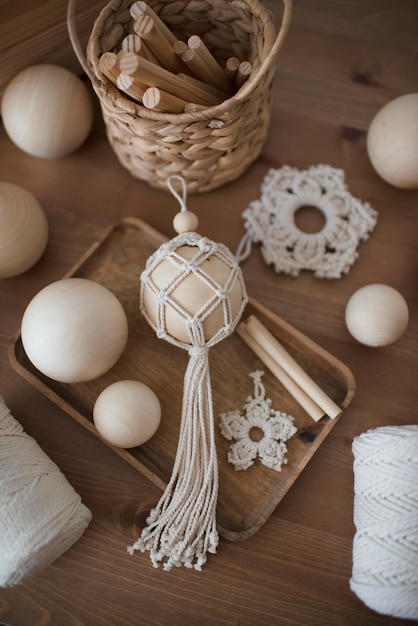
[
  {"x1": 367, "y1": 93, "x2": 418, "y2": 189},
  {"x1": 21, "y1": 278, "x2": 128, "y2": 382},
  {"x1": 142, "y1": 244, "x2": 245, "y2": 344},
  {"x1": 93, "y1": 380, "x2": 161, "y2": 448},
  {"x1": 0, "y1": 182, "x2": 48, "y2": 278},
  {"x1": 345, "y1": 284, "x2": 409, "y2": 347},
  {"x1": 173, "y1": 210, "x2": 199, "y2": 234},
  {"x1": 1, "y1": 64, "x2": 94, "y2": 158}
]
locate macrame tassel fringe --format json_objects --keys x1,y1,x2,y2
[{"x1": 128, "y1": 348, "x2": 219, "y2": 571}]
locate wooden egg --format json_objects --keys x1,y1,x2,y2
[
  {"x1": 367, "y1": 93, "x2": 418, "y2": 189},
  {"x1": 93, "y1": 380, "x2": 161, "y2": 448},
  {"x1": 142, "y1": 243, "x2": 245, "y2": 344},
  {"x1": 21, "y1": 278, "x2": 128, "y2": 382},
  {"x1": 1, "y1": 64, "x2": 94, "y2": 158},
  {"x1": 0, "y1": 182, "x2": 48, "y2": 278},
  {"x1": 345, "y1": 284, "x2": 409, "y2": 347}
]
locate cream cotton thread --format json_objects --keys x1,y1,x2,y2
[
  {"x1": 220, "y1": 371, "x2": 297, "y2": 471},
  {"x1": 350, "y1": 425, "x2": 418, "y2": 620},
  {"x1": 0, "y1": 395, "x2": 91, "y2": 587},
  {"x1": 236, "y1": 164, "x2": 378, "y2": 278}
]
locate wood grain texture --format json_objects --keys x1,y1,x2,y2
[
  {"x1": 0, "y1": 0, "x2": 105, "y2": 98},
  {"x1": 0, "y1": 0, "x2": 417, "y2": 624}
]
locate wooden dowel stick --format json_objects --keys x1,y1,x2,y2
[
  {"x1": 177, "y1": 73, "x2": 228, "y2": 103},
  {"x1": 121, "y1": 34, "x2": 142, "y2": 54},
  {"x1": 99, "y1": 52, "x2": 146, "y2": 102},
  {"x1": 98, "y1": 52, "x2": 119, "y2": 83},
  {"x1": 132, "y1": 13, "x2": 154, "y2": 37},
  {"x1": 101, "y1": 23, "x2": 124, "y2": 51},
  {"x1": 242, "y1": 316, "x2": 342, "y2": 419},
  {"x1": 236, "y1": 60, "x2": 252, "y2": 88},
  {"x1": 140, "y1": 42, "x2": 159, "y2": 64},
  {"x1": 131, "y1": 0, "x2": 178, "y2": 46},
  {"x1": 187, "y1": 35, "x2": 232, "y2": 93},
  {"x1": 134, "y1": 14, "x2": 184, "y2": 73},
  {"x1": 173, "y1": 40, "x2": 189, "y2": 57},
  {"x1": 116, "y1": 72, "x2": 147, "y2": 102},
  {"x1": 119, "y1": 53, "x2": 221, "y2": 106},
  {"x1": 236, "y1": 324, "x2": 325, "y2": 422},
  {"x1": 130, "y1": 0, "x2": 146, "y2": 20},
  {"x1": 225, "y1": 56, "x2": 240, "y2": 81},
  {"x1": 143, "y1": 86, "x2": 188, "y2": 113},
  {"x1": 181, "y1": 48, "x2": 226, "y2": 93},
  {"x1": 121, "y1": 34, "x2": 159, "y2": 63}
]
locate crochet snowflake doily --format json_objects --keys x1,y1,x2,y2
[
  {"x1": 237, "y1": 164, "x2": 378, "y2": 279},
  {"x1": 219, "y1": 371, "x2": 297, "y2": 471}
]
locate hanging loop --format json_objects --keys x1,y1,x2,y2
[{"x1": 167, "y1": 176, "x2": 188, "y2": 213}]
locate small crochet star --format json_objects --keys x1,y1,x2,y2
[
  {"x1": 236, "y1": 164, "x2": 378, "y2": 279},
  {"x1": 219, "y1": 371, "x2": 297, "y2": 471}
]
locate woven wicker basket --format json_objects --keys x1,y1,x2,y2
[{"x1": 68, "y1": 0, "x2": 292, "y2": 193}]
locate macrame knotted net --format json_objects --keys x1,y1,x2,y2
[
  {"x1": 128, "y1": 223, "x2": 247, "y2": 571},
  {"x1": 236, "y1": 164, "x2": 378, "y2": 278}
]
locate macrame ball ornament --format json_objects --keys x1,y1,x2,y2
[
  {"x1": 141, "y1": 237, "x2": 245, "y2": 348},
  {"x1": 128, "y1": 177, "x2": 248, "y2": 571}
]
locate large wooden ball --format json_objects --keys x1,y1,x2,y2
[
  {"x1": 21, "y1": 278, "x2": 128, "y2": 382},
  {"x1": 367, "y1": 93, "x2": 418, "y2": 189},
  {"x1": 1, "y1": 64, "x2": 94, "y2": 158},
  {"x1": 0, "y1": 182, "x2": 48, "y2": 278},
  {"x1": 142, "y1": 244, "x2": 245, "y2": 345}
]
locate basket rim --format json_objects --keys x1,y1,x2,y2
[{"x1": 68, "y1": 0, "x2": 292, "y2": 124}]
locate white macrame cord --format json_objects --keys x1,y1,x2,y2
[
  {"x1": 0, "y1": 396, "x2": 91, "y2": 587},
  {"x1": 166, "y1": 174, "x2": 188, "y2": 213},
  {"x1": 350, "y1": 425, "x2": 418, "y2": 620}
]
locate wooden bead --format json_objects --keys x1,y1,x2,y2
[
  {"x1": 173, "y1": 210, "x2": 199, "y2": 234},
  {"x1": 93, "y1": 380, "x2": 161, "y2": 448},
  {"x1": 345, "y1": 284, "x2": 409, "y2": 347}
]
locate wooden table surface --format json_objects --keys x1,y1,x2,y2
[{"x1": 1, "y1": 1, "x2": 417, "y2": 624}]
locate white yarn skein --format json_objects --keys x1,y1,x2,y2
[
  {"x1": 0, "y1": 396, "x2": 91, "y2": 587},
  {"x1": 350, "y1": 425, "x2": 418, "y2": 620}
]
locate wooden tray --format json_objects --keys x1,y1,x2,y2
[{"x1": 9, "y1": 218, "x2": 355, "y2": 541}]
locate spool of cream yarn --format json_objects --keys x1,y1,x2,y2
[
  {"x1": 0, "y1": 396, "x2": 91, "y2": 587},
  {"x1": 350, "y1": 425, "x2": 418, "y2": 620}
]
